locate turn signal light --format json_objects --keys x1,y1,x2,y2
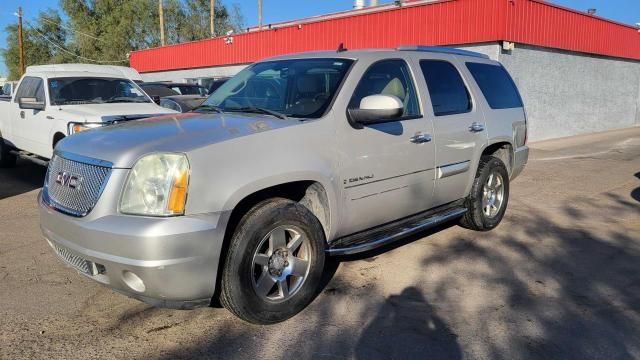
[{"x1": 167, "y1": 170, "x2": 189, "y2": 214}]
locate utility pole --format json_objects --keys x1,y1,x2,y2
[
  {"x1": 17, "y1": 7, "x2": 25, "y2": 76},
  {"x1": 257, "y1": 0, "x2": 262, "y2": 30},
  {"x1": 210, "y1": 0, "x2": 216, "y2": 37},
  {"x1": 159, "y1": 0, "x2": 165, "y2": 46}
]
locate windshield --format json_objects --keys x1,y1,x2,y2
[
  {"x1": 203, "y1": 58, "x2": 354, "y2": 118},
  {"x1": 170, "y1": 85, "x2": 207, "y2": 96},
  {"x1": 49, "y1": 77, "x2": 151, "y2": 105}
]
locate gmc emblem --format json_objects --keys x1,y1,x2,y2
[{"x1": 56, "y1": 172, "x2": 83, "y2": 189}]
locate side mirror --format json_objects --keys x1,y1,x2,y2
[
  {"x1": 348, "y1": 95, "x2": 403, "y2": 125},
  {"x1": 18, "y1": 97, "x2": 45, "y2": 111},
  {"x1": 152, "y1": 95, "x2": 162, "y2": 105}
]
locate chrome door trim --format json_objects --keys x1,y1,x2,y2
[{"x1": 437, "y1": 160, "x2": 470, "y2": 179}]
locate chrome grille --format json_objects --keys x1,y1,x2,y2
[
  {"x1": 52, "y1": 243, "x2": 91, "y2": 275},
  {"x1": 45, "y1": 154, "x2": 111, "y2": 217}
]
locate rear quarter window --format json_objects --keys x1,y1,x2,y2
[{"x1": 466, "y1": 63, "x2": 523, "y2": 109}]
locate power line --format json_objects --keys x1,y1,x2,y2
[
  {"x1": 39, "y1": 16, "x2": 107, "y2": 43},
  {"x1": 24, "y1": 19, "x2": 128, "y2": 64}
]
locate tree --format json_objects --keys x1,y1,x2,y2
[
  {"x1": 2, "y1": 0, "x2": 245, "y2": 79},
  {"x1": 1, "y1": 10, "x2": 70, "y2": 80}
]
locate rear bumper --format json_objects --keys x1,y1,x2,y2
[
  {"x1": 39, "y1": 193, "x2": 228, "y2": 309},
  {"x1": 511, "y1": 145, "x2": 529, "y2": 180}
]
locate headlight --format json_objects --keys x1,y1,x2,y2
[
  {"x1": 68, "y1": 122, "x2": 104, "y2": 135},
  {"x1": 120, "y1": 153, "x2": 190, "y2": 216}
]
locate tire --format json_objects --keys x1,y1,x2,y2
[
  {"x1": 0, "y1": 137, "x2": 17, "y2": 168},
  {"x1": 460, "y1": 155, "x2": 510, "y2": 231},
  {"x1": 220, "y1": 198, "x2": 326, "y2": 324}
]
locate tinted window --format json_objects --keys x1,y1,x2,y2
[
  {"x1": 48, "y1": 77, "x2": 150, "y2": 105},
  {"x1": 419, "y1": 60, "x2": 471, "y2": 116},
  {"x1": 14, "y1": 77, "x2": 45, "y2": 103},
  {"x1": 466, "y1": 62, "x2": 523, "y2": 109},
  {"x1": 204, "y1": 58, "x2": 353, "y2": 118},
  {"x1": 349, "y1": 60, "x2": 420, "y2": 117}
]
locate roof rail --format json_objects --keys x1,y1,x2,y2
[{"x1": 397, "y1": 45, "x2": 490, "y2": 59}]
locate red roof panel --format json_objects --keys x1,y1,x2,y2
[{"x1": 130, "y1": 0, "x2": 640, "y2": 73}]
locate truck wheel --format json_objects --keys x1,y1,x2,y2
[
  {"x1": 0, "y1": 137, "x2": 17, "y2": 168},
  {"x1": 460, "y1": 155, "x2": 509, "y2": 231},
  {"x1": 220, "y1": 198, "x2": 326, "y2": 324}
]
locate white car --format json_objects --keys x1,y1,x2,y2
[{"x1": 0, "y1": 64, "x2": 177, "y2": 166}]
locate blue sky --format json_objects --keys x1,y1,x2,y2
[{"x1": 1, "y1": 0, "x2": 639, "y2": 77}]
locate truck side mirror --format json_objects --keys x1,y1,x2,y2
[
  {"x1": 348, "y1": 94, "x2": 403, "y2": 126},
  {"x1": 18, "y1": 97, "x2": 45, "y2": 111}
]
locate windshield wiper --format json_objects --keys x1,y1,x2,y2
[
  {"x1": 226, "y1": 106, "x2": 288, "y2": 120},
  {"x1": 191, "y1": 104, "x2": 223, "y2": 113}
]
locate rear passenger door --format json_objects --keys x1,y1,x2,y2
[{"x1": 415, "y1": 57, "x2": 487, "y2": 207}]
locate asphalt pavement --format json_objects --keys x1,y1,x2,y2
[{"x1": 1, "y1": 127, "x2": 639, "y2": 359}]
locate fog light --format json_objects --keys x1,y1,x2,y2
[{"x1": 122, "y1": 271, "x2": 146, "y2": 293}]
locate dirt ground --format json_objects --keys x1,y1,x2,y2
[{"x1": 1, "y1": 127, "x2": 639, "y2": 359}]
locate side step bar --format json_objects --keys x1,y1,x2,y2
[
  {"x1": 327, "y1": 201, "x2": 467, "y2": 256},
  {"x1": 10, "y1": 150, "x2": 49, "y2": 167}
]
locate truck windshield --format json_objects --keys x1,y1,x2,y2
[
  {"x1": 49, "y1": 77, "x2": 151, "y2": 105},
  {"x1": 202, "y1": 58, "x2": 354, "y2": 119}
]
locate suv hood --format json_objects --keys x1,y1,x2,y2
[
  {"x1": 56, "y1": 112, "x2": 303, "y2": 168},
  {"x1": 56, "y1": 103, "x2": 177, "y2": 122}
]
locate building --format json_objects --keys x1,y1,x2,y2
[{"x1": 129, "y1": 0, "x2": 640, "y2": 141}]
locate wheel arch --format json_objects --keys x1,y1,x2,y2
[
  {"x1": 212, "y1": 179, "x2": 333, "y2": 306},
  {"x1": 52, "y1": 132, "x2": 66, "y2": 149},
  {"x1": 481, "y1": 140, "x2": 514, "y2": 177}
]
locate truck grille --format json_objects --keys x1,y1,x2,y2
[
  {"x1": 52, "y1": 243, "x2": 92, "y2": 276},
  {"x1": 45, "y1": 154, "x2": 111, "y2": 217}
]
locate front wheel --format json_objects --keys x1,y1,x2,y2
[
  {"x1": 220, "y1": 198, "x2": 326, "y2": 324},
  {"x1": 460, "y1": 155, "x2": 510, "y2": 231}
]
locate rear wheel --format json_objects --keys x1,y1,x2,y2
[
  {"x1": 460, "y1": 156, "x2": 509, "y2": 231},
  {"x1": 220, "y1": 198, "x2": 326, "y2": 324},
  {"x1": 0, "y1": 137, "x2": 16, "y2": 168}
]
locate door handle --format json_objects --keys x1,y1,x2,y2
[
  {"x1": 469, "y1": 122, "x2": 485, "y2": 133},
  {"x1": 20, "y1": 111, "x2": 25, "y2": 119},
  {"x1": 410, "y1": 133, "x2": 432, "y2": 144}
]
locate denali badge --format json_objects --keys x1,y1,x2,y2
[{"x1": 56, "y1": 172, "x2": 83, "y2": 189}]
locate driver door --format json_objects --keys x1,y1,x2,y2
[
  {"x1": 14, "y1": 76, "x2": 52, "y2": 158},
  {"x1": 338, "y1": 59, "x2": 436, "y2": 236}
]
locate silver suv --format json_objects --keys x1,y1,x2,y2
[{"x1": 40, "y1": 46, "x2": 528, "y2": 324}]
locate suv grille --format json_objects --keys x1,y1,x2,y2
[{"x1": 45, "y1": 154, "x2": 111, "y2": 217}]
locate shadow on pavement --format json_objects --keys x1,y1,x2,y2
[
  {"x1": 0, "y1": 160, "x2": 46, "y2": 200},
  {"x1": 631, "y1": 172, "x2": 640, "y2": 202},
  {"x1": 419, "y1": 192, "x2": 640, "y2": 358},
  {"x1": 355, "y1": 287, "x2": 461, "y2": 359}
]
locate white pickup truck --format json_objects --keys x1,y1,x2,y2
[{"x1": 0, "y1": 64, "x2": 176, "y2": 167}]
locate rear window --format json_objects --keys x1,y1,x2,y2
[
  {"x1": 466, "y1": 63, "x2": 523, "y2": 109},
  {"x1": 419, "y1": 60, "x2": 471, "y2": 116}
]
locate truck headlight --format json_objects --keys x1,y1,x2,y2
[
  {"x1": 68, "y1": 122, "x2": 104, "y2": 135},
  {"x1": 120, "y1": 153, "x2": 190, "y2": 216}
]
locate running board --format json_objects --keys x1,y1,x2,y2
[
  {"x1": 10, "y1": 150, "x2": 49, "y2": 167},
  {"x1": 327, "y1": 201, "x2": 467, "y2": 256}
]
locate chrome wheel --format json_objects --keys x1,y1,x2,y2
[
  {"x1": 251, "y1": 225, "x2": 311, "y2": 303},
  {"x1": 482, "y1": 171, "x2": 505, "y2": 218}
]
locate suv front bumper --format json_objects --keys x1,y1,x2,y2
[{"x1": 39, "y1": 193, "x2": 227, "y2": 309}]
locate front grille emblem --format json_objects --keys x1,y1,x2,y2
[{"x1": 56, "y1": 171, "x2": 83, "y2": 189}]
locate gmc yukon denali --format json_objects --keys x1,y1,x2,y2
[{"x1": 39, "y1": 46, "x2": 529, "y2": 324}]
